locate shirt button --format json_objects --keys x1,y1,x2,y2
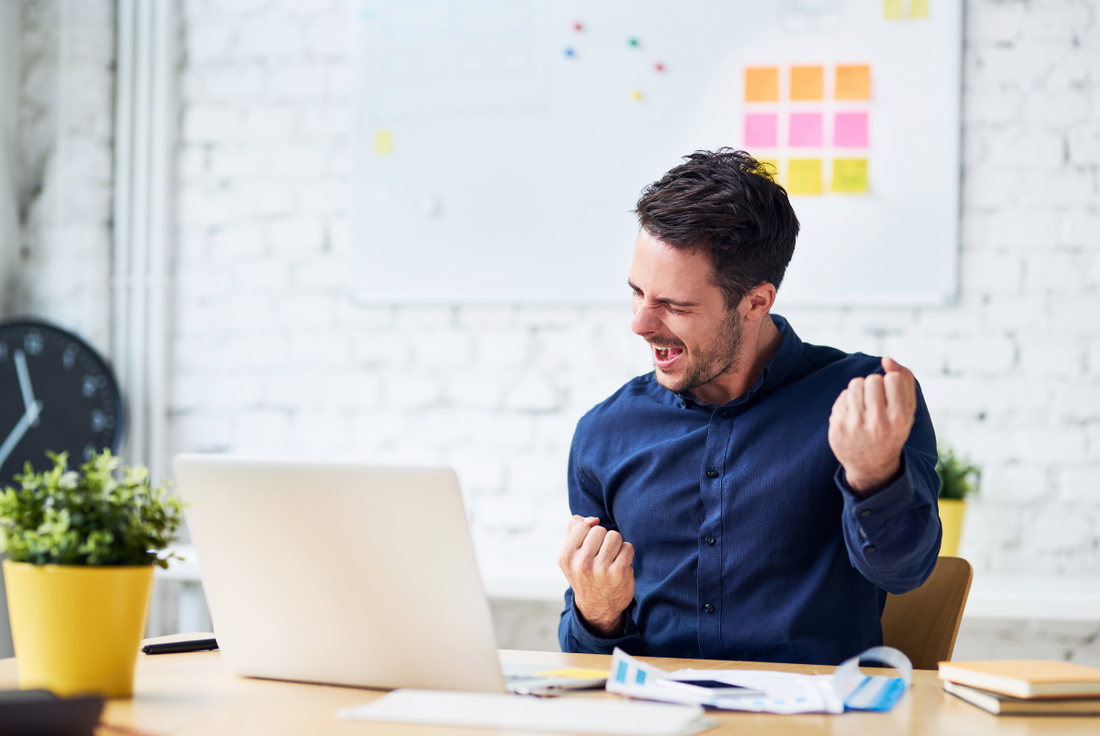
[
  {"x1": 860, "y1": 510, "x2": 871, "y2": 517},
  {"x1": 706, "y1": 469, "x2": 719, "y2": 479},
  {"x1": 705, "y1": 536, "x2": 715, "y2": 545},
  {"x1": 718, "y1": 410, "x2": 729, "y2": 419},
  {"x1": 867, "y1": 546, "x2": 877, "y2": 553},
  {"x1": 703, "y1": 603, "x2": 715, "y2": 613}
]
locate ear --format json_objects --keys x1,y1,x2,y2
[{"x1": 740, "y1": 282, "x2": 777, "y2": 322}]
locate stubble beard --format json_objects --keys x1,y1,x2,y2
[{"x1": 652, "y1": 314, "x2": 744, "y2": 395}]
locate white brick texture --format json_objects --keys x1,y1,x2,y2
[
  {"x1": 160, "y1": 0, "x2": 1100, "y2": 582},
  {"x1": 8, "y1": 0, "x2": 1100, "y2": 659}
]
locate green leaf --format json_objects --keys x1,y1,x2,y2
[
  {"x1": 0, "y1": 449, "x2": 184, "y2": 566},
  {"x1": 936, "y1": 446, "x2": 981, "y2": 500}
]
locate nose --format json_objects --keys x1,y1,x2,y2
[{"x1": 631, "y1": 302, "x2": 660, "y2": 337}]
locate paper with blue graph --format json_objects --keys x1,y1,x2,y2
[{"x1": 607, "y1": 646, "x2": 911, "y2": 715}]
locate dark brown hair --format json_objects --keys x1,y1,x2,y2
[{"x1": 635, "y1": 149, "x2": 800, "y2": 309}]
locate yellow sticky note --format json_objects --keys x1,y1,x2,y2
[
  {"x1": 787, "y1": 159, "x2": 822, "y2": 195},
  {"x1": 835, "y1": 65, "x2": 871, "y2": 100},
  {"x1": 910, "y1": 0, "x2": 929, "y2": 18},
  {"x1": 790, "y1": 66, "x2": 824, "y2": 101},
  {"x1": 745, "y1": 67, "x2": 779, "y2": 102},
  {"x1": 532, "y1": 668, "x2": 611, "y2": 679},
  {"x1": 832, "y1": 158, "x2": 869, "y2": 193},
  {"x1": 758, "y1": 158, "x2": 780, "y2": 184},
  {"x1": 883, "y1": 0, "x2": 903, "y2": 19},
  {"x1": 374, "y1": 129, "x2": 393, "y2": 155}
]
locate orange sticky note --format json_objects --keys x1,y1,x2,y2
[
  {"x1": 790, "y1": 66, "x2": 824, "y2": 101},
  {"x1": 787, "y1": 159, "x2": 822, "y2": 195},
  {"x1": 745, "y1": 67, "x2": 779, "y2": 102},
  {"x1": 832, "y1": 159, "x2": 869, "y2": 193},
  {"x1": 835, "y1": 65, "x2": 871, "y2": 100}
]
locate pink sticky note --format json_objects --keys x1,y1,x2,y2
[
  {"x1": 744, "y1": 113, "x2": 778, "y2": 147},
  {"x1": 834, "y1": 112, "x2": 869, "y2": 147},
  {"x1": 789, "y1": 113, "x2": 823, "y2": 147}
]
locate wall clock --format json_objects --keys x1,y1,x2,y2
[{"x1": 0, "y1": 319, "x2": 125, "y2": 487}]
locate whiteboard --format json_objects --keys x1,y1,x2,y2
[{"x1": 352, "y1": 0, "x2": 962, "y2": 306}]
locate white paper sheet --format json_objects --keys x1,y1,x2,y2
[
  {"x1": 337, "y1": 689, "x2": 717, "y2": 736},
  {"x1": 606, "y1": 646, "x2": 912, "y2": 715}
]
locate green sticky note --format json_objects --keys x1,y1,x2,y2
[{"x1": 832, "y1": 158, "x2": 869, "y2": 193}]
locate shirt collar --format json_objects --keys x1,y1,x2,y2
[{"x1": 671, "y1": 313, "x2": 804, "y2": 409}]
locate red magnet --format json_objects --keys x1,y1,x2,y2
[
  {"x1": 655, "y1": 62, "x2": 665, "y2": 72},
  {"x1": 573, "y1": 22, "x2": 583, "y2": 31}
]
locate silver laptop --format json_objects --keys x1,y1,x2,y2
[{"x1": 173, "y1": 454, "x2": 602, "y2": 694}]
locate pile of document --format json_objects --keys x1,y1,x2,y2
[
  {"x1": 338, "y1": 646, "x2": 913, "y2": 735},
  {"x1": 607, "y1": 646, "x2": 911, "y2": 714}
]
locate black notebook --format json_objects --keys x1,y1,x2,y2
[{"x1": 0, "y1": 689, "x2": 104, "y2": 736}]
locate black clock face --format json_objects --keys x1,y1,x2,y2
[{"x1": 0, "y1": 320, "x2": 125, "y2": 488}]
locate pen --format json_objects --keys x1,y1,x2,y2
[{"x1": 141, "y1": 637, "x2": 218, "y2": 655}]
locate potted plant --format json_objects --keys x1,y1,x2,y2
[
  {"x1": 0, "y1": 449, "x2": 182, "y2": 698},
  {"x1": 936, "y1": 446, "x2": 980, "y2": 557}
]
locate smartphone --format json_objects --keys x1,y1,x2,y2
[{"x1": 657, "y1": 678, "x2": 766, "y2": 699}]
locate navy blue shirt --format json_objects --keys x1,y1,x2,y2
[{"x1": 559, "y1": 315, "x2": 941, "y2": 665}]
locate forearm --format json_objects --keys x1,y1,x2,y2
[
  {"x1": 838, "y1": 450, "x2": 941, "y2": 594},
  {"x1": 558, "y1": 588, "x2": 645, "y2": 655}
]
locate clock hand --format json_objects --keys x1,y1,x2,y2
[
  {"x1": 0, "y1": 401, "x2": 42, "y2": 472},
  {"x1": 13, "y1": 350, "x2": 39, "y2": 426}
]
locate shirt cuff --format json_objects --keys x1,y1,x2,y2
[
  {"x1": 834, "y1": 453, "x2": 916, "y2": 537},
  {"x1": 568, "y1": 598, "x2": 641, "y2": 653}
]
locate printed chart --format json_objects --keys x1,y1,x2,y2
[{"x1": 352, "y1": 0, "x2": 962, "y2": 305}]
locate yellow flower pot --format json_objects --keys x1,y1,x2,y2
[
  {"x1": 3, "y1": 560, "x2": 154, "y2": 698},
  {"x1": 938, "y1": 499, "x2": 967, "y2": 557}
]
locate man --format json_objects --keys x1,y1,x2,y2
[{"x1": 557, "y1": 149, "x2": 940, "y2": 665}]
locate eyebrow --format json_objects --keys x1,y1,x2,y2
[{"x1": 627, "y1": 279, "x2": 700, "y2": 308}]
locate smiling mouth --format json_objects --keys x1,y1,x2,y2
[{"x1": 652, "y1": 344, "x2": 685, "y2": 369}]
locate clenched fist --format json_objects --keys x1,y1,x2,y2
[
  {"x1": 558, "y1": 515, "x2": 635, "y2": 637},
  {"x1": 828, "y1": 357, "x2": 917, "y2": 495}
]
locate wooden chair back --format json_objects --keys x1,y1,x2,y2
[{"x1": 880, "y1": 556, "x2": 973, "y2": 670}]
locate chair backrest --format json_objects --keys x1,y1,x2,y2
[{"x1": 880, "y1": 556, "x2": 973, "y2": 670}]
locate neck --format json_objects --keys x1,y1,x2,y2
[{"x1": 690, "y1": 315, "x2": 783, "y2": 406}]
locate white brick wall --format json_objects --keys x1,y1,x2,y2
[
  {"x1": 5, "y1": 0, "x2": 115, "y2": 353},
  {"x1": 168, "y1": 0, "x2": 1100, "y2": 583},
  {"x1": 6, "y1": 0, "x2": 1100, "y2": 655}
]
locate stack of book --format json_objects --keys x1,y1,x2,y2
[{"x1": 938, "y1": 660, "x2": 1100, "y2": 716}]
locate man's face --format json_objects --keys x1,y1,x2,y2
[{"x1": 628, "y1": 230, "x2": 743, "y2": 396}]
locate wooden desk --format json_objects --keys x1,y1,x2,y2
[{"x1": 2, "y1": 647, "x2": 1098, "y2": 735}]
